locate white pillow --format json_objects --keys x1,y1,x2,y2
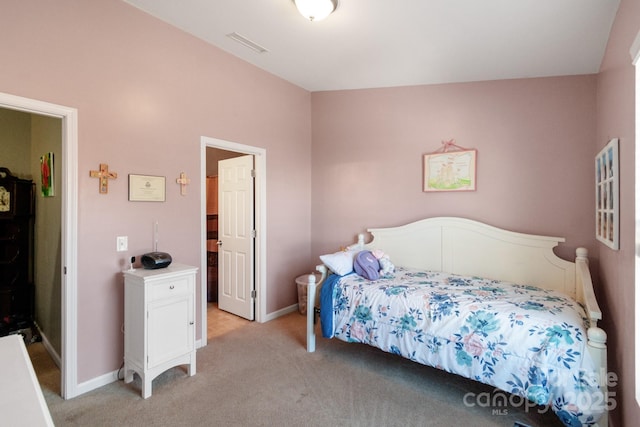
[{"x1": 319, "y1": 250, "x2": 357, "y2": 276}]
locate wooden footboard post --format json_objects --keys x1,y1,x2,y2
[
  {"x1": 576, "y1": 248, "x2": 609, "y2": 427},
  {"x1": 306, "y1": 265, "x2": 328, "y2": 352},
  {"x1": 588, "y1": 326, "x2": 608, "y2": 427},
  {"x1": 306, "y1": 273, "x2": 317, "y2": 352}
]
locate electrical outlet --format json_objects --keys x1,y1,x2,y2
[{"x1": 116, "y1": 236, "x2": 128, "y2": 252}]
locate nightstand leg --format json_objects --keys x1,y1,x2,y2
[
  {"x1": 188, "y1": 354, "x2": 196, "y2": 376},
  {"x1": 124, "y1": 365, "x2": 133, "y2": 384},
  {"x1": 142, "y1": 375, "x2": 152, "y2": 399}
]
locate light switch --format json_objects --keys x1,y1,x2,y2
[{"x1": 117, "y1": 236, "x2": 128, "y2": 252}]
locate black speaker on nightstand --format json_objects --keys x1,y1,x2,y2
[{"x1": 141, "y1": 252, "x2": 172, "y2": 269}]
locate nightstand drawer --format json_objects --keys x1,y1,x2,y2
[{"x1": 151, "y1": 277, "x2": 190, "y2": 300}]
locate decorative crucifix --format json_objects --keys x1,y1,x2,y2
[
  {"x1": 176, "y1": 172, "x2": 191, "y2": 196},
  {"x1": 89, "y1": 163, "x2": 117, "y2": 194}
]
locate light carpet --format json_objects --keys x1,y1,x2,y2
[{"x1": 31, "y1": 312, "x2": 563, "y2": 426}]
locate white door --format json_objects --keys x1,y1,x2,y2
[{"x1": 218, "y1": 155, "x2": 255, "y2": 320}]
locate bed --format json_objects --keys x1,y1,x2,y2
[{"x1": 306, "y1": 217, "x2": 608, "y2": 427}]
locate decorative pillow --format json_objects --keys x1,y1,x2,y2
[
  {"x1": 371, "y1": 249, "x2": 395, "y2": 276},
  {"x1": 379, "y1": 257, "x2": 395, "y2": 276},
  {"x1": 319, "y1": 250, "x2": 357, "y2": 276},
  {"x1": 354, "y1": 250, "x2": 380, "y2": 280}
]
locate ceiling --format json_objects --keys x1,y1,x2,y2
[{"x1": 123, "y1": 0, "x2": 621, "y2": 92}]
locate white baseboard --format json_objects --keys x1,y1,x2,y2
[
  {"x1": 32, "y1": 323, "x2": 61, "y2": 369},
  {"x1": 31, "y1": 322, "x2": 120, "y2": 398},
  {"x1": 75, "y1": 369, "x2": 119, "y2": 397},
  {"x1": 264, "y1": 303, "x2": 299, "y2": 322}
]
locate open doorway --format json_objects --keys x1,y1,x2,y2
[
  {"x1": 0, "y1": 107, "x2": 62, "y2": 361},
  {"x1": 204, "y1": 147, "x2": 250, "y2": 339},
  {"x1": 0, "y1": 92, "x2": 79, "y2": 399},
  {"x1": 200, "y1": 136, "x2": 266, "y2": 347}
]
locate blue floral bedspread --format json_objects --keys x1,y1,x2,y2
[{"x1": 322, "y1": 267, "x2": 605, "y2": 426}]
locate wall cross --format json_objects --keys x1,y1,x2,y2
[
  {"x1": 89, "y1": 163, "x2": 118, "y2": 194},
  {"x1": 176, "y1": 172, "x2": 191, "y2": 195}
]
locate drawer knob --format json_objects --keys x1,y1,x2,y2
[{"x1": 169, "y1": 285, "x2": 175, "y2": 290}]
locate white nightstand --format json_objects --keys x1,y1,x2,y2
[{"x1": 123, "y1": 263, "x2": 198, "y2": 398}]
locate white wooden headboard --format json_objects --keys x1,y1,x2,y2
[{"x1": 353, "y1": 217, "x2": 577, "y2": 299}]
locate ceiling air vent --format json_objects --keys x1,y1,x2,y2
[{"x1": 226, "y1": 32, "x2": 268, "y2": 54}]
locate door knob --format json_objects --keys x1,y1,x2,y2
[{"x1": 217, "y1": 240, "x2": 222, "y2": 246}]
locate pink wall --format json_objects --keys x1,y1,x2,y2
[
  {"x1": 1, "y1": 3, "x2": 636, "y2": 423},
  {"x1": 597, "y1": 0, "x2": 640, "y2": 426},
  {"x1": 311, "y1": 76, "x2": 597, "y2": 263},
  {"x1": 0, "y1": 0, "x2": 312, "y2": 383}
]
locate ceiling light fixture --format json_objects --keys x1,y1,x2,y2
[{"x1": 294, "y1": 0, "x2": 338, "y2": 22}]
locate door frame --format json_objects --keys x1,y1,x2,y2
[
  {"x1": 0, "y1": 91, "x2": 79, "y2": 399},
  {"x1": 200, "y1": 136, "x2": 266, "y2": 346}
]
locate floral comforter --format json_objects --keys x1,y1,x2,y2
[{"x1": 320, "y1": 267, "x2": 605, "y2": 426}]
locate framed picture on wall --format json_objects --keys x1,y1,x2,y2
[
  {"x1": 423, "y1": 149, "x2": 477, "y2": 192},
  {"x1": 40, "y1": 152, "x2": 54, "y2": 197},
  {"x1": 128, "y1": 174, "x2": 166, "y2": 202},
  {"x1": 595, "y1": 138, "x2": 619, "y2": 250}
]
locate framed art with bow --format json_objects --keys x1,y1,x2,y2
[{"x1": 423, "y1": 140, "x2": 477, "y2": 192}]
